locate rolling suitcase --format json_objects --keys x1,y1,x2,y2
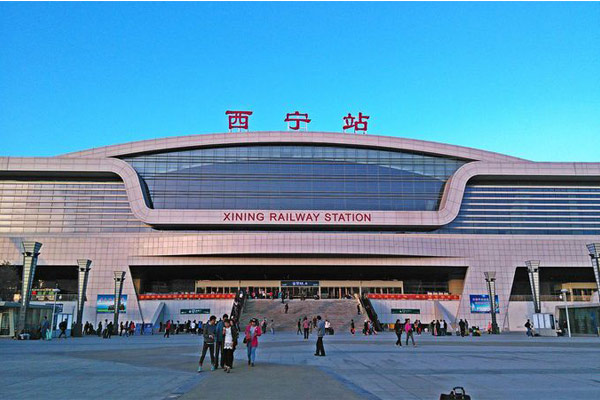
[{"x1": 440, "y1": 387, "x2": 471, "y2": 400}]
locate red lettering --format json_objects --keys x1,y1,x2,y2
[{"x1": 223, "y1": 213, "x2": 231, "y2": 221}]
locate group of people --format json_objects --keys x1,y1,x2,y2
[
  {"x1": 429, "y1": 319, "x2": 449, "y2": 336},
  {"x1": 81, "y1": 319, "x2": 145, "y2": 338},
  {"x1": 160, "y1": 319, "x2": 207, "y2": 337},
  {"x1": 297, "y1": 315, "x2": 332, "y2": 338}
]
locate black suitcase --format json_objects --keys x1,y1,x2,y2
[{"x1": 440, "y1": 387, "x2": 471, "y2": 400}]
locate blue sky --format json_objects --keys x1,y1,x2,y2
[{"x1": 0, "y1": 2, "x2": 598, "y2": 160}]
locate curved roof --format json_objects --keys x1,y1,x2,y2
[{"x1": 59, "y1": 131, "x2": 528, "y2": 162}]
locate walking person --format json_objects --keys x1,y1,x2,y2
[
  {"x1": 394, "y1": 319, "x2": 403, "y2": 346},
  {"x1": 303, "y1": 317, "x2": 310, "y2": 339},
  {"x1": 129, "y1": 321, "x2": 135, "y2": 336},
  {"x1": 405, "y1": 318, "x2": 416, "y2": 346},
  {"x1": 261, "y1": 318, "x2": 267, "y2": 335},
  {"x1": 350, "y1": 319, "x2": 355, "y2": 335},
  {"x1": 442, "y1": 320, "x2": 448, "y2": 336},
  {"x1": 58, "y1": 319, "x2": 68, "y2": 339},
  {"x1": 164, "y1": 320, "x2": 171, "y2": 338},
  {"x1": 525, "y1": 319, "x2": 533, "y2": 337},
  {"x1": 41, "y1": 316, "x2": 50, "y2": 340},
  {"x1": 284, "y1": 303, "x2": 289, "y2": 314},
  {"x1": 222, "y1": 318, "x2": 238, "y2": 373},
  {"x1": 314, "y1": 315, "x2": 326, "y2": 356},
  {"x1": 214, "y1": 314, "x2": 227, "y2": 369},
  {"x1": 245, "y1": 318, "x2": 262, "y2": 367},
  {"x1": 297, "y1": 318, "x2": 302, "y2": 335},
  {"x1": 357, "y1": 304, "x2": 361, "y2": 315},
  {"x1": 198, "y1": 315, "x2": 217, "y2": 372},
  {"x1": 270, "y1": 319, "x2": 275, "y2": 334}
]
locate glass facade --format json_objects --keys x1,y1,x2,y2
[
  {"x1": 0, "y1": 180, "x2": 152, "y2": 233},
  {"x1": 121, "y1": 145, "x2": 467, "y2": 211},
  {"x1": 437, "y1": 185, "x2": 600, "y2": 235}
]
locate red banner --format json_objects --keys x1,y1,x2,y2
[
  {"x1": 367, "y1": 294, "x2": 460, "y2": 301},
  {"x1": 139, "y1": 293, "x2": 236, "y2": 300}
]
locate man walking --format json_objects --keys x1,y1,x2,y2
[
  {"x1": 394, "y1": 319, "x2": 403, "y2": 346},
  {"x1": 214, "y1": 314, "x2": 228, "y2": 369},
  {"x1": 303, "y1": 317, "x2": 310, "y2": 339},
  {"x1": 314, "y1": 315, "x2": 326, "y2": 357},
  {"x1": 297, "y1": 318, "x2": 302, "y2": 335},
  {"x1": 41, "y1": 316, "x2": 50, "y2": 340},
  {"x1": 198, "y1": 315, "x2": 217, "y2": 372},
  {"x1": 525, "y1": 319, "x2": 533, "y2": 337}
]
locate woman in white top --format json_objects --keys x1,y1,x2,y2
[{"x1": 222, "y1": 319, "x2": 236, "y2": 372}]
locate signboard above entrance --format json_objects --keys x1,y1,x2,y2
[
  {"x1": 180, "y1": 308, "x2": 210, "y2": 315},
  {"x1": 281, "y1": 280, "x2": 319, "y2": 287},
  {"x1": 391, "y1": 308, "x2": 420, "y2": 314}
]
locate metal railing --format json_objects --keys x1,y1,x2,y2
[
  {"x1": 230, "y1": 289, "x2": 246, "y2": 328},
  {"x1": 359, "y1": 294, "x2": 383, "y2": 331}
]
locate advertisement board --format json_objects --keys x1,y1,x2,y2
[
  {"x1": 96, "y1": 294, "x2": 127, "y2": 313},
  {"x1": 469, "y1": 294, "x2": 499, "y2": 314}
]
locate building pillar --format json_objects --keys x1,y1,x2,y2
[
  {"x1": 525, "y1": 260, "x2": 541, "y2": 314},
  {"x1": 586, "y1": 244, "x2": 600, "y2": 297},
  {"x1": 484, "y1": 271, "x2": 499, "y2": 334},
  {"x1": 16, "y1": 241, "x2": 42, "y2": 337},
  {"x1": 113, "y1": 271, "x2": 126, "y2": 334},
  {"x1": 73, "y1": 259, "x2": 92, "y2": 337}
]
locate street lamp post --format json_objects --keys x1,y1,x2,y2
[
  {"x1": 586, "y1": 243, "x2": 600, "y2": 298},
  {"x1": 525, "y1": 260, "x2": 541, "y2": 314},
  {"x1": 49, "y1": 287, "x2": 61, "y2": 340},
  {"x1": 113, "y1": 271, "x2": 126, "y2": 335},
  {"x1": 484, "y1": 271, "x2": 499, "y2": 334},
  {"x1": 560, "y1": 288, "x2": 572, "y2": 338}
]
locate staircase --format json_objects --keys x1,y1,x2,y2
[{"x1": 240, "y1": 299, "x2": 361, "y2": 332}]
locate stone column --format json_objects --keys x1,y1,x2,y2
[
  {"x1": 113, "y1": 271, "x2": 126, "y2": 334},
  {"x1": 16, "y1": 241, "x2": 42, "y2": 336},
  {"x1": 525, "y1": 260, "x2": 541, "y2": 314},
  {"x1": 73, "y1": 259, "x2": 92, "y2": 337}
]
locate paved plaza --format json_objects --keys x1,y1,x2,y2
[{"x1": 1, "y1": 332, "x2": 600, "y2": 399}]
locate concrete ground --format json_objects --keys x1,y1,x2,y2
[{"x1": 1, "y1": 331, "x2": 599, "y2": 400}]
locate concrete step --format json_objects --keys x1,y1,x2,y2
[{"x1": 239, "y1": 299, "x2": 362, "y2": 332}]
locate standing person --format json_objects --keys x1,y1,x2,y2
[
  {"x1": 324, "y1": 319, "x2": 331, "y2": 335},
  {"x1": 314, "y1": 315, "x2": 326, "y2": 357},
  {"x1": 106, "y1": 322, "x2": 113, "y2": 339},
  {"x1": 357, "y1": 304, "x2": 361, "y2": 315},
  {"x1": 119, "y1": 322, "x2": 124, "y2": 336},
  {"x1": 303, "y1": 317, "x2": 310, "y2": 339},
  {"x1": 459, "y1": 319, "x2": 466, "y2": 337},
  {"x1": 270, "y1": 319, "x2": 275, "y2": 334},
  {"x1": 284, "y1": 303, "x2": 289, "y2": 314},
  {"x1": 435, "y1": 320, "x2": 441, "y2": 337},
  {"x1": 41, "y1": 316, "x2": 50, "y2": 340},
  {"x1": 222, "y1": 318, "x2": 238, "y2": 373},
  {"x1": 129, "y1": 321, "x2": 135, "y2": 336},
  {"x1": 245, "y1": 318, "x2": 262, "y2": 367},
  {"x1": 214, "y1": 313, "x2": 228, "y2": 369},
  {"x1": 405, "y1": 318, "x2": 416, "y2": 346},
  {"x1": 525, "y1": 319, "x2": 533, "y2": 337},
  {"x1": 261, "y1": 318, "x2": 267, "y2": 335},
  {"x1": 297, "y1": 319, "x2": 302, "y2": 335},
  {"x1": 394, "y1": 319, "x2": 403, "y2": 346},
  {"x1": 164, "y1": 320, "x2": 171, "y2": 338},
  {"x1": 97, "y1": 321, "x2": 102, "y2": 337},
  {"x1": 198, "y1": 315, "x2": 217, "y2": 372},
  {"x1": 443, "y1": 320, "x2": 448, "y2": 336},
  {"x1": 350, "y1": 319, "x2": 355, "y2": 335},
  {"x1": 465, "y1": 319, "x2": 470, "y2": 336}
]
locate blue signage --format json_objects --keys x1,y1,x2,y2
[
  {"x1": 469, "y1": 295, "x2": 500, "y2": 314},
  {"x1": 281, "y1": 280, "x2": 319, "y2": 287}
]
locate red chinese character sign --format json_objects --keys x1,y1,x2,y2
[
  {"x1": 226, "y1": 110, "x2": 253, "y2": 132},
  {"x1": 285, "y1": 111, "x2": 311, "y2": 131},
  {"x1": 343, "y1": 112, "x2": 369, "y2": 134}
]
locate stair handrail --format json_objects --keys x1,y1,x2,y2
[
  {"x1": 359, "y1": 293, "x2": 383, "y2": 331},
  {"x1": 230, "y1": 288, "x2": 247, "y2": 329}
]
